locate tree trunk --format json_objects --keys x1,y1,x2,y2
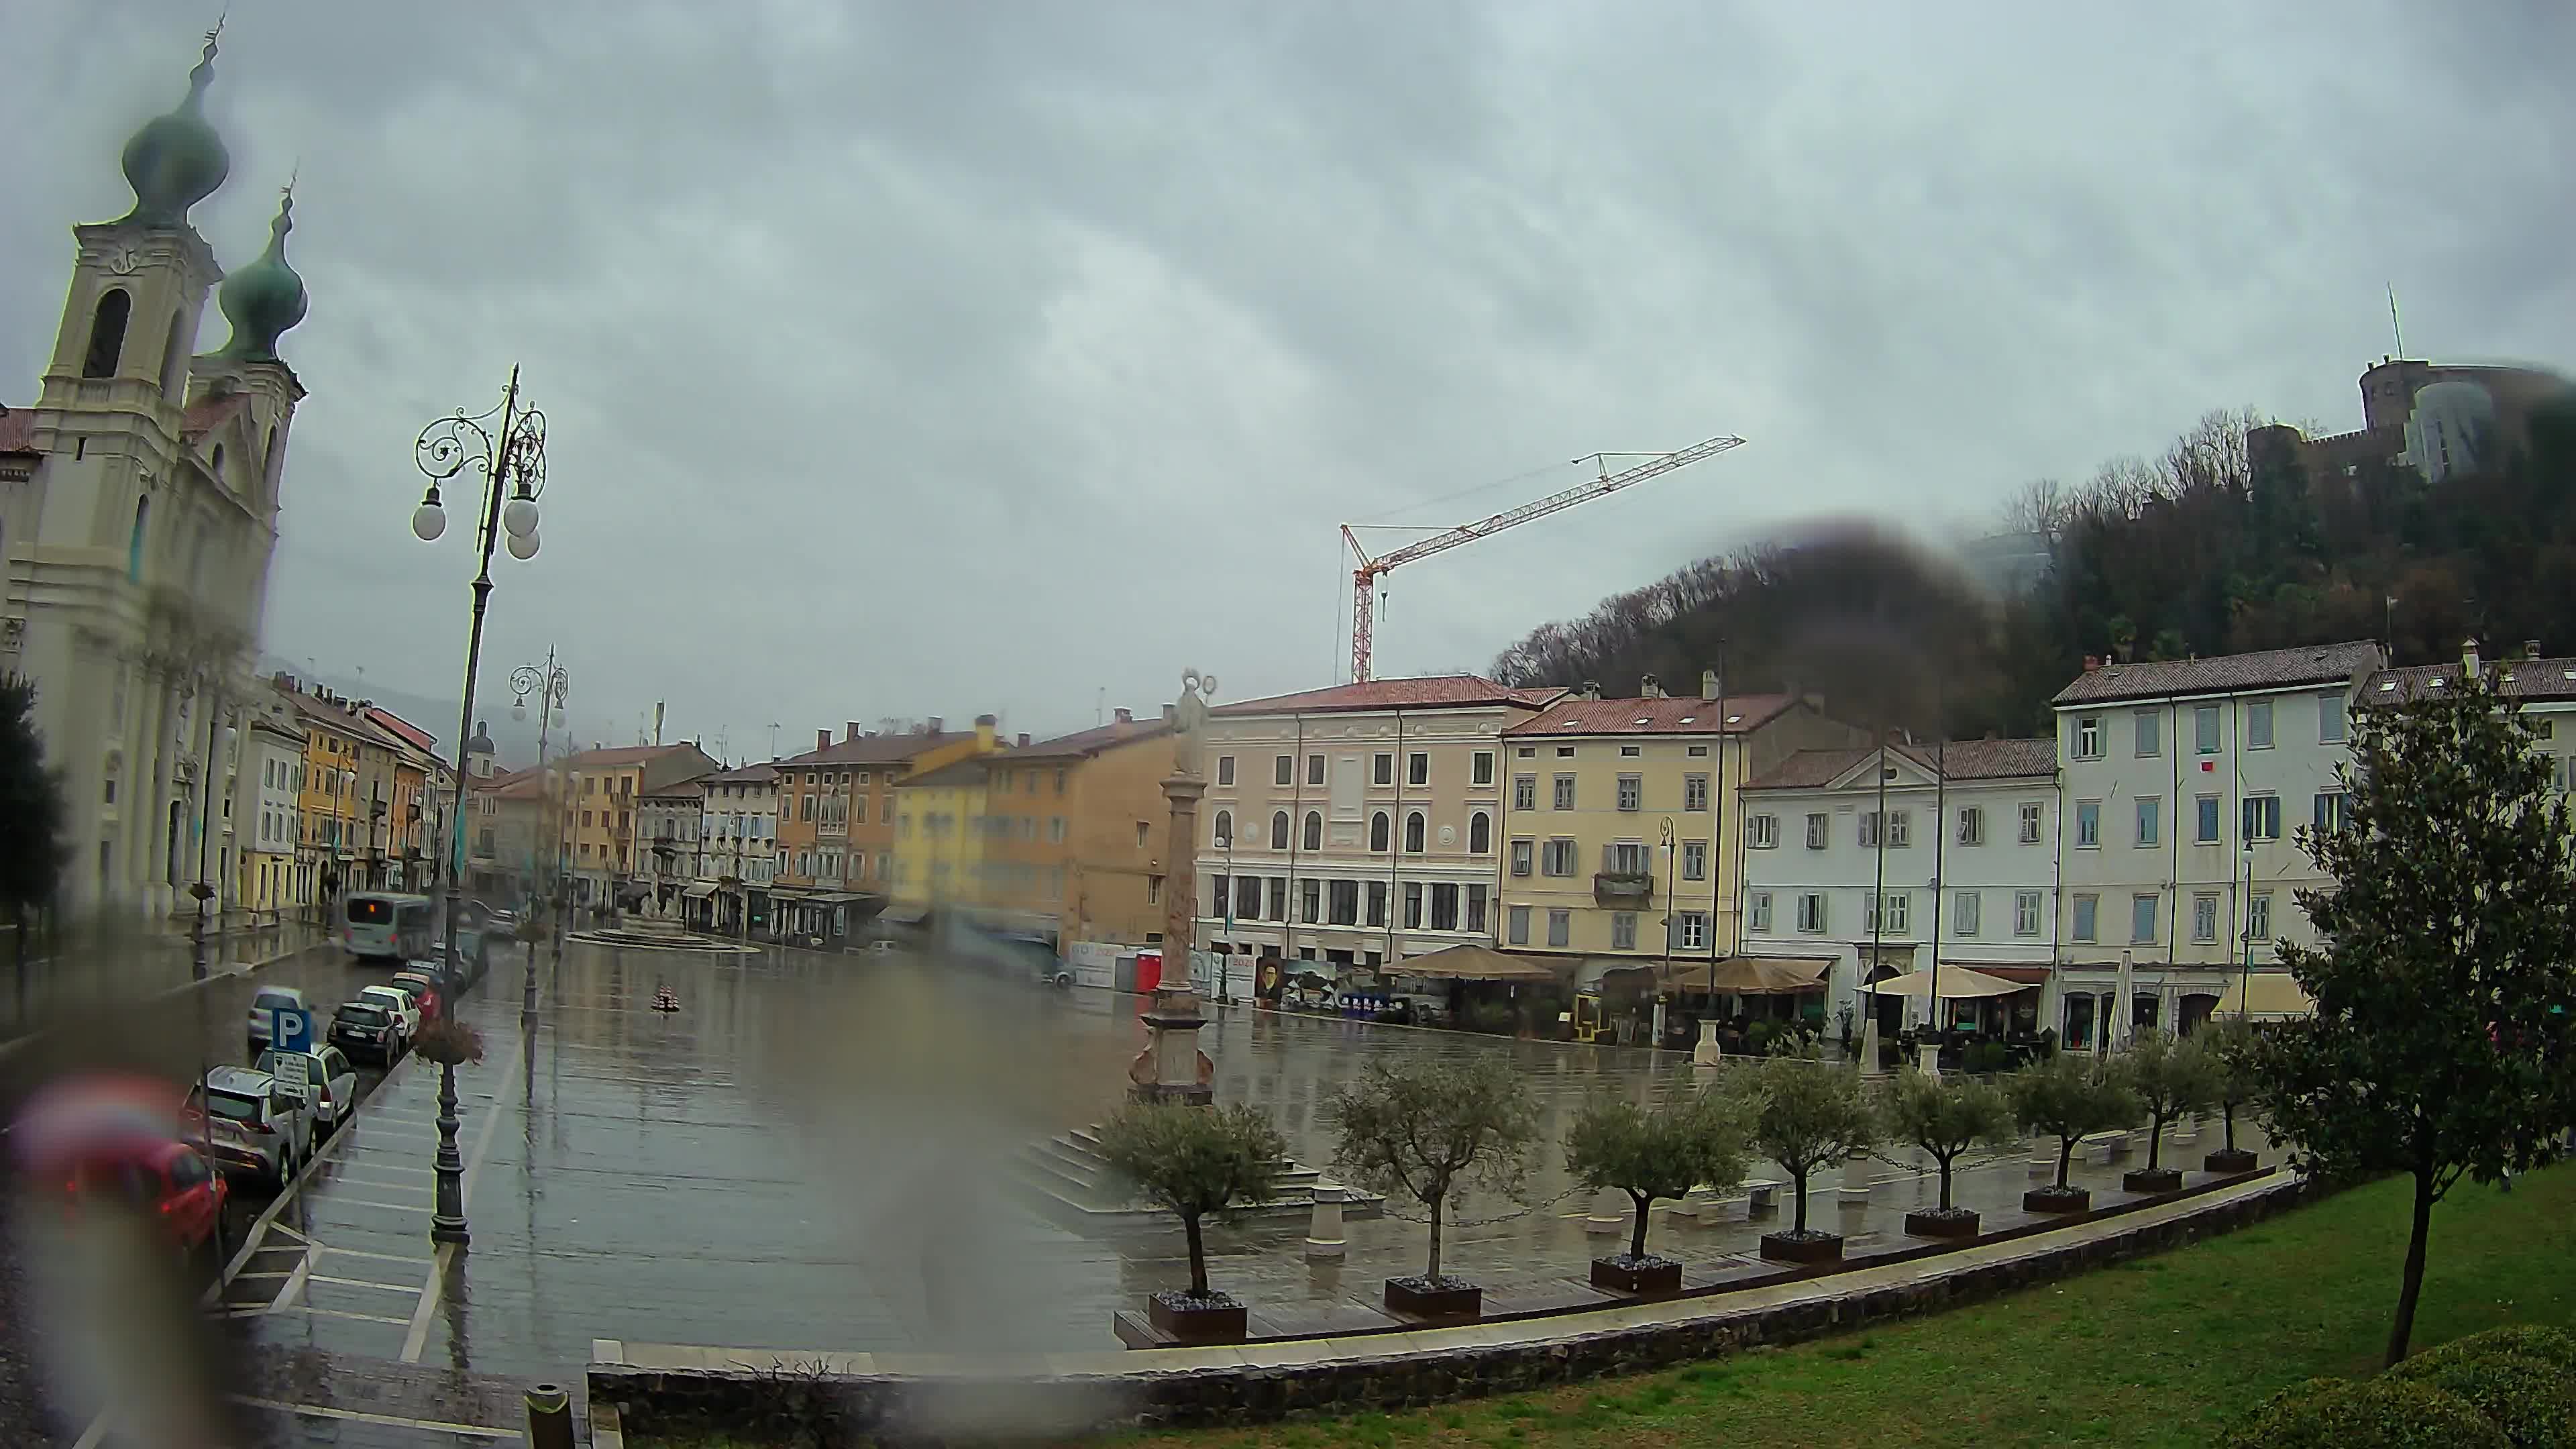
[
  {"x1": 1183, "y1": 1211, "x2": 1210, "y2": 1299},
  {"x1": 2385, "y1": 1168, "x2": 2436, "y2": 1366},
  {"x1": 1792, "y1": 1171, "x2": 1809, "y2": 1234},
  {"x1": 1629, "y1": 1191, "x2": 1652, "y2": 1259},
  {"x1": 2222, "y1": 1100, "x2": 2237, "y2": 1152},
  {"x1": 1937, "y1": 1153, "x2": 1955, "y2": 1212},
  {"x1": 1425, "y1": 1192, "x2": 1446, "y2": 1282},
  {"x1": 2146, "y1": 1111, "x2": 2165, "y2": 1171},
  {"x1": 2056, "y1": 1136, "x2": 2076, "y2": 1189}
]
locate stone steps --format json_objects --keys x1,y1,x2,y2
[{"x1": 1011, "y1": 1124, "x2": 1380, "y2": 1230}]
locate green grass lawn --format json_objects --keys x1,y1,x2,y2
[{"x1": 637, "y1": 1163, "x2": 2576, "y2": 1448}]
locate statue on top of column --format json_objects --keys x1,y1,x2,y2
[{"x1": 1173, "y1": 668, "x2": 1218, "y2": 778}]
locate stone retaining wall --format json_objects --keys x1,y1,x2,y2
[{"x1": 592, "y1": 1175, "x2": 2316, "y2": 1444}]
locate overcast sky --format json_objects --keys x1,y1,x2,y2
[{"x1": 7, "y1": 1, "x2": 2571, "y2": 758}]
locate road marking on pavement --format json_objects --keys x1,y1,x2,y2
[
  {"x1": 268, "y1": 1303, "x2": 415, "y2": 1326},
  {"x1": 315, "y1": 1244, "x2": 433, "y2": 1265},
  {"x1": 313, "y1": 1196, "x2": 432, "y2": 1214},
  {"x1": 340, "y1": 1161, "x2": 435, "y2": 1174},
  {"x1": 326, "y1": 1173, "x2": 435, "y2": 1194},
  {"x1": 268, "y1": 1253, "x2": 312, "y2": 1312},
  {"x1": 309, "y1": 1274, "x2": 419, "y2": 1293},
  {"x1": 231, "y1": 1395, "x2": 517, "y2": 1439},
  {"x1": 400, "y1": 1034, "x2": 523, "y2": 1363}
]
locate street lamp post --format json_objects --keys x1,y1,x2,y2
[
  {"x1": 411, "y1": 368, "x2": 547, "y2": 1247},
  {"x1": 1656, "y1": 817, "x2": 1677, "y2": 1049},
  {"x1": 510, "y1": 651, "x2": 568, "y2": 1018},
  {"x1": 2237, "y1": 843, "x2": 2256, "y2": 1015}
]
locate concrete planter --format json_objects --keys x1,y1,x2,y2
[
  {"x1": 1903, "y1": 1208, "x2": 1982, "y2": 1239},
  {"x1": 1590, "y1": 1254, "x2": 1684, "y2": 1295},
  {"x1": 1384, "y1": 1276, "x2": 1482, "y2": 1319},
  {"x1": 2204, "y1": 1148, "x2": 2259, "y2": 1174},
  {"x1": 2122, "y1": 1167, "x2": 2184, "y2": 1194},
  {"x1": 1758, "y1": 1230, "x2": 1844, "y2": 1265},
  {"x1": 1146, "y1": 1291, "x2": 1247, "y2": 1344},
  {"x1": 2023, "y1": 1185, "x2": 2091, "y2": 1215}
]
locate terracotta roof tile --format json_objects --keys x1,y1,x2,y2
[
  {"x1": 708, "y1": 762, "x2": 777, "y2": 784},
  {"x1": 557, "y1": 743, "x2": 690, "y2": 769},
  {"x1": 2051, "y1": 641, "x2": 2383, "y2": 705},
  {"x1": 898, "y1": 757, "x2": 997, "y2": 790},
  {"x1": 1213, "y1": 675, "x2": 1564, "y2": 717},
  {"x1": 1744, "y1": 737, "x2": 2055, "y2": 791},
  {"x1": 772, "y1": 731, "x2": 976, "y2": 767},
  {"x1": 180, "y1": 392, "x2": 248, "y2": 441},
  {"x1": 1013, "y1": 719, "x2": 1173, "y2": 759},
  {"x1": 1504, "y1": 694, "x2": 1797, "y2": 737},
  {"x1": 0, "y1": 406, "x2": 36, "y2": 455},
  {"x1": 2366, "y1": 655, "x2": 2576, "y2": 705}
]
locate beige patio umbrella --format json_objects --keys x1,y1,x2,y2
[{"x1": 1862, "y1": 965, "x2": 2025, "y2": 1000}]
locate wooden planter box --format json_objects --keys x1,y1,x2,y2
[
  {"x1": 1758, "y1": 1231, "x2": 1844, "y2": 1265},
  {"x1": 1384, "y1": 1277, "x2": 1482, "y2": 1318},
  {"x1": 2023, "y1": 1186, "x2": 2091, "y2": 1214},
  {"x1": 2123, "y1": 1167, "x2": 2184, "y2": 1194},
  {"x1": 1146, "y1": 1292, "x2": 1247, "y2": 1344},
  {"x1": 2204, "y1": 1148, "x2": 2259, "y2": 1175},
  {"x1": 1590, "y1": 1254, "x2": 1684, "y2": 1295},
  {"x1": 1903, "y1": 1208, "x2": 1982, "y2": 1238}
]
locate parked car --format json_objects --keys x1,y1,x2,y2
[
  {"x1": 358, "y1": 983, "x2": 421, "y2": 1051},
  {"x1": 329, "y1": 1001, "x2": 402, "y2": 1065},
  {"x1": 197, "y1": 1065, "x2": 316, "y2": 1186},
  {"x1": 244, "y1": 985, "x2": 310, "y2": 1055},
  {"x1": 58, "y1": 1138, "x2": 229, "y2": 1262},
  {"x1": 253, "y1": 1046, "x2": 359, "y2": 1134},
  {"x1": 388, "y1": 971, "x2": 444, "y2": 1024}
]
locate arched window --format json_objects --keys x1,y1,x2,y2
[
  {"x1": 1212, "y1": 809, "x2": 1232, "y2": 848},
  {"x1": 1469, "y1": 811, "x2": 1492, "y2": 854},
  {"x1": 1270, "y1": 811, "x2": 1290, "y2": 849},
  {"x1": 127, "y1": 496, "x2": 150, "y2": 582},
  {"x1": 83, "y1": 289, "x2": 131, "y2": 378},
  {"x1": 1369, "y1": 811, "x2": 1390, "y2": 853},
  {"x1": 1404, "y1": 811, "x2": 1426, "y2": 853},
  {"x1": 1302, "y1": 810, "x2": 1322, "y2": 852}
]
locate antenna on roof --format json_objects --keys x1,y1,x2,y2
[{"x1": 2387, "y1": 283, "x2": 2404, "y2": 358}]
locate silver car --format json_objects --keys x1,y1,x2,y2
[
  {"x1": 201, "y1": 1064, "x2": 317, "y2": 1185},
  {"x1": 245, "y1": 985, "x2": 309, "y2": 1054}
]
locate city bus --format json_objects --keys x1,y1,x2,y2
[{"x1": 339, "y1": 892, "x2": 435, "y2": 963}]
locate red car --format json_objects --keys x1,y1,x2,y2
[
  {"x1": 63, "y1": 1138, "x2": 230, "y2": 1260},
  {"x1": 389, "y1": 970, "x2": 444, "y2": 1023}
]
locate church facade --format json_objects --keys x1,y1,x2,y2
[{"x1": 0, "y1": 32, "x2": 313, "y2": 922}]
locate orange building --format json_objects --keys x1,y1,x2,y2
[
  {"x1": 974, "y1": 711, "x2": 1176, "y2": 945},
  {"x1": 766, "y1": 716, "x2": 996, "y2": 942}
]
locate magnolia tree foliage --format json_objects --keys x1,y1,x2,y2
[
  {"x1": 1725, "y1": 1054, "x2": 1876, "y2": 1236},
  {"x1": 2011, "y1": 1050, "x2": 2141, "y2": 1191},
  {"x1": 1877, "y1": 1068, "x2": 2018, "y2": 1213},
  {"x1": 1095, "y1": 1101, "x2": 1287, "y2": 1301},
  {"x1": 2253, "y1": 669, "x2": 2576, "y2": 1366},
  {"x1": 1328, "y1": 1057, "x2": 1538, "y2": 1284},
  {"x1": 2123, "y1": 1030, "x2": 2222, "y2": 1173},
  {"x1": 1563, "y1": 1088, "x2": 1750, "y2": 1261}
]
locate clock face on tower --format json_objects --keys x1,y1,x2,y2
[{"x1": 105, "y1": 244, "x2": 141, "y2": 276}]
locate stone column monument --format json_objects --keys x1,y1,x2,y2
[{"x1": 1128, "y1": 669, "x2": 1220, "y2": 1106}]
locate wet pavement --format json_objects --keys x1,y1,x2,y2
[{"x1": 189, "y1": 935, "x2": 2277, "y2": 1397}]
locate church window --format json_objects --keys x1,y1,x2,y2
[{"x1": 83, "y1": 289, "x2": 131, "y2": 378}]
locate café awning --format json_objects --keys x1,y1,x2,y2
[
  {"x1": 1864, "y1": 965, "x2": 2026, "y2": 1000},
  {"x1": 682, "y1": 881, "x2": 719, "y2": 899},
  {"x1": 1688, "y1": 955, "x2": 1833, "y2": 994},
  {"x1": 1392, "y1": 945, "x2": 1572, "y2": 983},
  {"x1": 2226, "y1": 971, "x2": 2315, "y2": 1020}
]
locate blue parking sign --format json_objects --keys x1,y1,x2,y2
[{"x1": 274, "y1": 1006, "x2": 314, "y2": 1054}]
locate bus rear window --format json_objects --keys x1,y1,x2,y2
[
  {"x1": 346, "y1": 897, "x2": 390, "y2": 925},
  {"x1": 397, "y1": 904, "x2": 435, "y2": 930}
]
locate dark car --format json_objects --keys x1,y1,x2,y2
[{"x1": 329, "y1": 1001, "x2": 400, "y2": 1065}]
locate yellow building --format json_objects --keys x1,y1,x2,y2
[
  {"x1": 556, "y1": 743, "x2": 721, "y2": 911},
  {"x1": 766, "y1": 716, "x2": 998, "y2": 941},
  {"x1": 1497, "y1": 676, "x2": 1866, "y2": 966},
  {"x1": 889, "y1": 751, "x2": 994, "y2": 913},
  {"x1": 938, "y1": 712, "x2": 1175, "y2": 942},
  {"x1": 283, "y1": 686, "x2": 368, "y2": 901}
]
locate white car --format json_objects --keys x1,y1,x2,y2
[
  {"x1": 245, "y1": 985, "x2": 309, "y2": 1054},
  {"x1": 254, "y1": 1046, "x2": 360, "y2": 1134},
  {"x1": 358, "y1": 984, "x2": 421, "y2": 1050}
]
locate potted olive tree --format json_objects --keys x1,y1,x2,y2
[
  {"x1": 1727, "y1": 1053, "x2": 1876, "y2": 1264},
  {"x1": 1329, "y1": 1057, "x2": 1537, "y2": 1318},
  {"x1": 1094, "y1": 1099, "x2": 1287, "y2": 1342},
  {"x1": 2198, "y1": 1016, "x2": 2264, "y2": 1174},
  {"x1": 2011, "y1": 1050, "x2": 2141, "y2": 1214},
  {"x1": 2121, "y1": 1029, "x2": 2222, "y2": 1193},
  {"x1": 1878, "y1": 1067, "x2": 2019, "y2": 1238},
  {"x1": 1564, "y1": 1087, "x2": 1748, "y2": 1294}
]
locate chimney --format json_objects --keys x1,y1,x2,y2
[
  {"x1": 2526, "y1": 639, "x2": 2543, "y2": 661},
  {"x1": 973, "y1": 713, "x2": 997, "y2": 751},
  {"x1": 1016, "y1": 732, "x2": 1030, "y2": 748},
  {"x1": 1114, "y1": 706, "x2": 1134, "y2": 726},
  {"x1": 845, "y1": 721, "x2": 861, "y2": 743},
  {"x1": 817, "y1": 728, "x2": 831, "y2": 751},
  {"x1": 1640, "y1": 673, "x2": 1664, "y2": 699},
  {"x1": 1163, "y1": 702, "x2": 1179, "y2": 722},
  {"x1": 2463, "y1": 637, "x2": 2481, "y2": 678},
  {"x1": 926, "y1": 716, "x2": 945, "y2": 734},
  {"x1": 1578, "y1": 680, "x2": 1601, "y2": 701},
  {"x1": 2083, "y1": 655, "x2": 2103, "y2": 673},
  {"x1": 1700, "y1": 669, "x2": 1720, "y2": 701}
]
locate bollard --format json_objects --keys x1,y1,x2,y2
[
  {"x1": 2027, "y1": 1133, "x2": 2056, "y2": 1179},
  {"x1": 2172, "y1": 1112, "x2": 2200, "y2": 1149},
  {"x1": 1583, "y1": 1186, "x2": 1626, "y2": 1235},
  {"x1": 1303, "y1": 1181, "x2": 1346, "y2": 1260},
  {"x1": 525, "y1": 1383, "x2": 576, "y2": 1449},
  {"x1": 1692, "y1": 1017, "x2": 1724, "y2": 1067},
  {"x1": 1836, "y1": 1152, "x2": 1872, "y2": 1210}
]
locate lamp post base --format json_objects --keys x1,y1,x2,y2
[{"x1": 431, "y1": 1061, "x2": 470, "y2": 1246}]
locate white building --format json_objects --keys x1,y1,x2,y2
[
  {"x1": 695, "y1": 761, "x2": 779, "y2": 932},
  {"x1": 2051, "y1": 641, "x2": 2383, "y2": 1045},
  {"x1": 236, "y1": 703, "x2": 304, "y2": 915},
  {"x1": 1193, "y1": 676, "x2": 1564, "y2": 971},
  {"x1": 1, "y1": 36, "x2": 311, "y2": 921},
  {"x1": 638, "y1": 775, "x2": 710, "y2": 914},
  {"x1": 1740, "y1": 738, "x2": 2059, "y2": 1038}
]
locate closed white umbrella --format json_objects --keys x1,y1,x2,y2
[{"x1": 2114, "y1": 949, "x2": 2135, "y2": 1051}]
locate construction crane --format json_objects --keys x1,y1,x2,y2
[{"x1": 1340, "y1": 435, "x2": 1746, "y2": 682}]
